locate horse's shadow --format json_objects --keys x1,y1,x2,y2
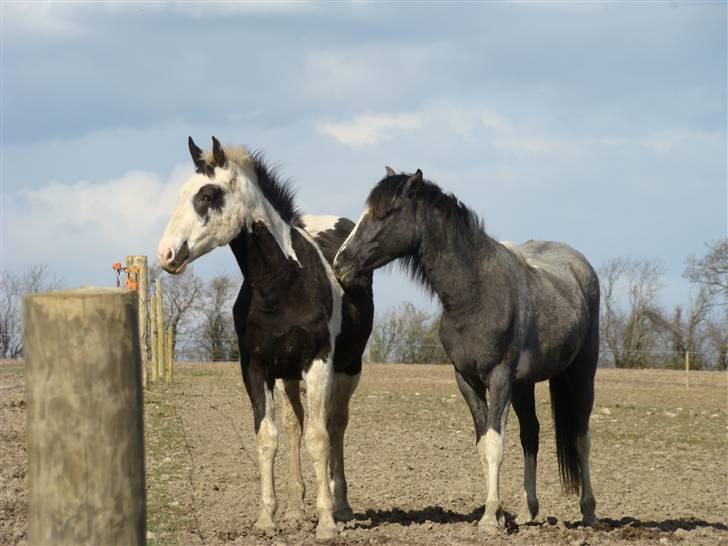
[{"x1": 350, "y1": 507, "x2": 728, "y2": 535}]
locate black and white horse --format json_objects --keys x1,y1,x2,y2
[
  {"x1": 157, "y1": 137, "x2": 374, "y2": 539},
  {"x1": 333, "y1": 168, "x2": 600, "y2": 530}
]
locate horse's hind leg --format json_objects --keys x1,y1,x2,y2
[
  {"x1": 565, "y1": 361, "x2": 598, "y2": 525},
  {"x1": 304, "y1": 358, "x2": 338, "y2": 540},
  {"x1": 512, "y1": 383, "x2": 539, "y2": 524},
  {"x1": 278, "y1": 379, "x2": 305, "y2": 524},
  {"x1": 327, "y1": 371, "x2": 361, "y2": 521}
]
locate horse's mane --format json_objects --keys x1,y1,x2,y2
[
  {"x1": 366, "y1": 174, "x2": 484, "y2": 296},
  {"x1": 205, "y1": 145, "x2": 303, "y2": 226}
]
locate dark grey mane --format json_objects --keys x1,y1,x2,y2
[
  {"x1": 250, "y1": 151, "x2": 303, "y2": 227},
  {"x1": 367, "y1": 174, "x2": 484, "y2": 297}
]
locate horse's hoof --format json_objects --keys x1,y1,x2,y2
[
  {"x1": 285, "y1": 510, "x2": 305, "y2": 528},
  {"x1": 315, "y1": 523, "x2": 338, "y2": 540},
  {"x1": 477, "y1": 521, "x2": 501, "y2": 534},
  {"x1": 582, "y1": 514, "x2": 599, "y2": 526},
  {"x1": 334, "y1": 506, "x2": 354, "y2": 522},
  {"x1": 515, "y1": 513, "x2": 534, "y2": 526},
  {"x1": 253, "y1": 520, "x2": 277, "y2": 537}
]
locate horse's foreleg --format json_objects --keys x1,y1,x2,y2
[
  {"x1": 278, "y1": 379, "x2": 305, "y2": 523},
  {"x1": 243, "y1": 364, "x2": 278, "y2": 534},
  {"x1": 512, "y1": 383, "x2": 539, "y2": 524},
  {"x1": 328, "y1": 371, "x2": 360, "y2": 521},
  {"x1": 304, "y1": 358, "x2": 338, "y2": 540},
  {"x1": 479, "y1": 364, "x2": 511, "y2": 531}
]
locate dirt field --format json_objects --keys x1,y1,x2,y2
[{"x1": 1, "y1": 362, "x2": 726, "y2": 546}]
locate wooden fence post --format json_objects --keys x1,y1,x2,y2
[
  {"x1": 24, "y1": 288, "x2": 146, "y2": 546},
  {"x1": 166, "y1": 326, "x2": 175, "y2": 382},
  {"x1": 126, "y1": 256, "x2": 149, "y2": 390},
  {"x1": 150, "y1": 291, "x2": 158, "y2": 383},
  {"x1": 685, "y1": 351, "x2": 690, "y2": 390},
  {"x1": 155, "y1": 278, "x2": 165, "y2": 382}
]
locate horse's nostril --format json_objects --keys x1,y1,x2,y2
[{"x1": 166, "y1": 248, "x2": 175, "y2": 263}]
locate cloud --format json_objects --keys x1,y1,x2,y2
[
  {"x1": 317, "y1": 113, "x2": 423, "y2": 146},
  {"x1": 5, "y1": 165, "x2": 189, "y2": 270},
  {"x1": 640, "y1": 130, "x2": 723, "y2": 153}
]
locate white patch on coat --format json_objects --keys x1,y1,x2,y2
[
  {"x1": 301, "y1": 214, "x2": 341, "y2": 238},
  {"x1": 297, "y1": 226, "x2": 344, "y2": 535},
  {"x1": 335, "y1": 209, "x2": 368, "y2": 258},
  {"x1": 158, "y1": 146, "x2": 299, "y2": 268},
  {"x1": 256, "y1": 383, "x2": 278, "y2": 526}
]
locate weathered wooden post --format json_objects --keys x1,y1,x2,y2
[
  {"x1": 150, "y1": 292, "x2": 158, "y2": 383},
  {"x1": 126, "y1": 256, "x2": 149, "y2": 390},
  {"x1": 685, "y1": 351, "x2": 690, "y2": 390},
  {"x1": 155, "y1": 278, "x2": 166, "y2": 382},
  {"x1": 24, "y1": 288, "x2": 146, "y2": 546},
  {"x1": 166, "y1": 325, "x2": 175, "y2": 382}
]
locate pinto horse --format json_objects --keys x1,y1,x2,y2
[
  {"x1": 157, "y1": 137, "x2": 373, "y2": 539},
  {"x1": 333, "y1": 167, "x2": 600, "y2": 531}
]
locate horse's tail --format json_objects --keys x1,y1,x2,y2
[{"x1": 549, "y1": 373, "x2": 582, "y2": 494}]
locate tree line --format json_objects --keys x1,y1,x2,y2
[{"x1": 1, "y1": 239, "x2": 725, "y2": 368}]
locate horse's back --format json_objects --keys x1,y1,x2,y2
[
  {"x1": 301, "y1": 215, "x2": 355, "y2": 266},
  {"x1": 519, "y1": 240, "x2": 599, "y2": 306}
]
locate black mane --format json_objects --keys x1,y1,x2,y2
[
  {"x1": 250, "y1": 150, "x2": 303, "y2": 226},
  {"x1": 367, "y1": 173, "x2": 484, "y2": 296}
]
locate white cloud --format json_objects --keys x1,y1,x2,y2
[
  {"x1": 5, "y1": 165, "x2": 189, "y2": 270},
  {"x1": 641, "y1": 130, "x2": 723, "y2": 153},
  {"x1": 2, "y1": 2, "x2": 83, "y2": 37},
  {"x1": 317, "y1": 113, "x2": 423, "y2": 146}
]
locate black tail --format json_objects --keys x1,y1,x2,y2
[{"x1": 549, "y1": 373, "x2": 582, "y2": 494}]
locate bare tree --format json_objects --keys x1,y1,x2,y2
[
  {"x1": 646, "y1": 288, "x2": 711, "y2": 369},
  {"x1": 367, "y1": 302, "x2": 446, "y2": 364},
  {"x1": 705, "y1": 310, "x2": 728, "y2": 371},
  {"x1": 684, "y1": 238, "x2": 728, "y2": 306},
  {"x1": 151, "y1": 264, "x2": 204, "y2": 357},
  {"x1": 193, "y1": 275, "x2": 238, "y2": 362},
  {"x1": 599, "y1": 257, "x2": 664, "y2": 368},
  {"x1": 0, "y1": 265, "x2": 63, "y2": 358}
]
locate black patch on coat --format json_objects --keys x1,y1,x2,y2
[
  {"x1": 307, "y1": 217, "x2": 355, "y2": 264},
  {"x1": 229, "y1": 218, "x2": 373, "y2": 432},
  {"x1": 192, "y1": 184, "x2": 225, "y2": 220}
]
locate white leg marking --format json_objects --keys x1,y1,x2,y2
[
  {"x1": 303, "y1": 359, "x2": 337, "y2": 539},
  {"x1": 255, "y1": 384, "x2": 278, "y2": 532},
  {"x1": 328, "y1": 372, "x2": 360, "y2": 521},
  {"x1": 576, "y1": 432, "x2": 598, "y2": 524},
  {"x1": 296, "y1": 225, "x2": 345, "y2": 538},
  {"x1": 278, "y1": 379, "x2": 305, "y2": 522},
  {"x1": 477, "y1": 408, "x2": 509, "y2": 529}
]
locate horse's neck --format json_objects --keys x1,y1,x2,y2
[
  {"x1": 417, "y1": 211, "x2": 497, "y2": 313},
  {"x1": 229, "y1": 223, "x2": 299, "y2": 295}
]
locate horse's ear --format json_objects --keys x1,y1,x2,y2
[
  {"x1": 211, "y1": 136, "x2": 226, "y2": 167},
  {"x1": 188, "y1": 136, "x2": 205, "y2": 169},
  {"x1": 385, "y1": 166, "x2": 396, "y2": 177},
  {"x1": 404, "y1": 169, "x2": 423, "y2": 196}
]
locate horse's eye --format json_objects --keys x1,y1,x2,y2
[{"x1": 202, "y1": 195, "x2": 212, "y2": 202}]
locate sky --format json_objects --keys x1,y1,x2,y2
[{"x1": 2, "y1": 1, "x2": 726, "y2": 315}]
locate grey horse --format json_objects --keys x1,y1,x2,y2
[{"x1": 333, "y1": 167, "x2": 600, "y2": 531}]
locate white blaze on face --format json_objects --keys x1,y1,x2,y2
[
  {"x1": 157, "y1": 161, "x2": 299, "y2": 270},
  {"x1": 335, "y1": 209, "x2": 368, "y2": 262}
]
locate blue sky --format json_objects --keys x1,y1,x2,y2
[{"x1": 2, "y1": 1, "x2": 726, "y2": 314}]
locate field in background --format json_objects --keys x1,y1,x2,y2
[{"x1": 2, "y1": 362, "x2": 727, "y2": 545}]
